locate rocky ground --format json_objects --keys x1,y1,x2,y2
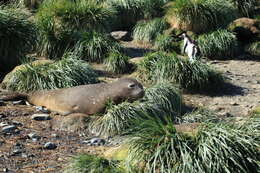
[{"x1": 0, "y1": 40, "x2": 259, "y2": 172}]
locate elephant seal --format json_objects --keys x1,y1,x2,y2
[{"x1": 1, "y1": 78, "x2": 145, "y2": 115}]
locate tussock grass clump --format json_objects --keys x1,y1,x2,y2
[
  {"x1": 141, "y1": 82, "x2": 182, "y2": 116},
  {"x1": 23, "y1": 0, "x2": 43, "y2": 10},
  {"x1": 37, "y1": 0, "x2": 115, "y2": 31},
  {"x1": 245, "y1": 41, "x2": 260, "y2": 56},
  {"x1": 154, "y1": 34, "x2": 175, "y2": 52},
  {"x1": 237, "y1": 116, "x2": 260, "y2": 141},
  {"x1": 231, "y1": 0, "x2": 257, "y2": 17},
  {"x1": 37, "y1": 28, "x2": 78, "y2": 59},
  {"x1": 4, "y1": 53, "x2": 98, "y2": 92},
  {"x1": 138, "y1": 52, "x2": 224, "y2": 91},
  {"x1": 133, "y1": 18, "x2": 169, "y2": 43},
  {"x1": 0, "y1": 8, "x2": 37, "y2": 73},
  {"x1": 107, "y1": 0, "x2": 170, "y2": 29},
  {"x1": 126, "y1": 115, "x2": 260, "y2": 173},
  {"x1": 65, "y1": 154, "x2": 124, "y2": 173},
  {"x1": 140, "y1": 0, "x2": 171, "y2": 19},
  {"x1": 126, "y1": 114, "x2": 194, "y2": 173},
  {"x1": 198, "y1": 29, "x2": 239, "y2": 59},
  {"x1": 193, "y1": 122, "x2": 260, "y2": 173},
  {"x1": 108, "y1": 0, "x2": 169, "y2": 19},
  {"x1": 90, "y1": 82, "x2": 182, "y2": 136},
  {"x1": 75, "y1": 31, "x2": 121, "y2": 63},
  {"x1": 166, "y1": 0, "x2": 237, "y2": 33},
  {"x1": 90, "y1": 102, "x2": 142, "y2": 136},
  {"x1": 181, "y1": 108, "x2": 222, "y2": 123},
  {"x1": 104, "y1": 51, "x2": 132, "y2": 74},
  {"x1": 36, "y1": 0, "x2": 115, "y2": 58}
]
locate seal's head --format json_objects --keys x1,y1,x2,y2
[{"x1": 112, "y1": 78, "x2": 145, "y2": 102}]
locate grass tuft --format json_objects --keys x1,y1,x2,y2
[
  {"x1": 231, "y1": 0, "x2": 257, "y2": 17},
  {"x1": 36, "y1": 0, "x2": 115, "y2": 59},
  {"x1": 181, "y1": 108, "x2": 222, "y2": 123},
  {"x1": 245, "y1": 41, "x2": 260, "y2": 57},
  {"x1": 126, "y1": 114, "x2": 194, "y2": 173},
  {"x1": 65, "y1": 154, "x2": 124, "y2": 173},
  {"x1": 166, "y1": 0, "x2": 237, "y2": 33},
  {"x1": 37, "y1": 0, "x2": 115, "y2": 31},
  {"x1": 193, "y1": 122, "x2": 260, "y2": 173},
  {"x1": 138, "y1": 52, "x2": 224, "y2": 91},
  {"x1": 89, "y1": 102, "x2": 142, "y2": 137},
  {"x1": 0, "y1": 7, "x2": 37, "y2": 73},
  {"x1": 141, "y1": 81, "x2": 182, "y2": 116},
  {"x1": 104, "y1": 51, "x2": 132, "y2": 74},
  {"x1": 198, "y1": 29, "x2": 239, "y2": 59},
  {"x1": 107, "y1": 0, "x2": 170, "y2": 29},
  {"x1": 75, "y1": 31, "x2": 121, "y2": 63},
  {"x1": 126, "y1": 114, "x2": 260, "y2": 173},
  {"x1": 3, "y1": 53, "x2": 98, "y2": 92},
  {"x1": 133, "y1": 18, "x2": 169, "y2": 43},
  {"x1": 154, "y1": 34, "x2": 175, "y2": 52}
]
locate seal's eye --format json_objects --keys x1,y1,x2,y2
[{"x1": 128, "y1": 84, "x2": 135, "y2": 88}]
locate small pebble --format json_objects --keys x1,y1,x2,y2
[
  {"x1": 21, "y1": 153, "x2": 28, "y2": 158},
  {"x1": 12, "y1": 100, "x2": 26, "y2": 105},
  {"x1": 28, "y1": 133, "x2": 41, "y2": 140},
  {"x1": 11, "y1": 149, "x2": 22, "y2": 156},
  {"x1": 12, "y1": 121, "x2": 23, "y2": 126},
  {"x1": 35, "y1": 106, "x2": 50, "y2": 113},
  {"x1": 0, "y1": 122, "x2": 8, "y2": 127},
  {"x1": 51, "y1": 134, "x2": 58, "y2": 138},
  {"x1": 31, "y1": 114, "x2": 51, "y2": 121},
  {"x1": 0, "y1": 100, "x2": 6, "y2": 106},
  {"x1": 44, "y1": 142, "x2": 57, "y2": 150},
  {"x1": 2, "y1": 125, "x2": 16, "y2": 133},
  {"x1": 0, "y1": 114, "x2": 6, "y2": 119},
  {"x1": 83, "y1": 137, "x2": 106, "y2": 146},
  {"x1": 230, "y1": 102, "x2": 239, "y2": 106}
]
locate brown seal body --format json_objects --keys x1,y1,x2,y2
[{"x1": 21, "y1": 78, "x2": 144, "y2": 115}]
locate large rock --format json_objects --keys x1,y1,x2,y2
[
  {"x1": 110, "y1": 31, "x2": 131, "y2": 41},
  {"x1": 228, "y1": 18, "x2": 260, "y2": 41}
]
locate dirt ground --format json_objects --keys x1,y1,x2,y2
[
  {"x1": 184, "y1": 59, "x2": 260, "y2": 117},
  {"x1": 0, "y1": 41, "x2": 259, "y2": 172}
]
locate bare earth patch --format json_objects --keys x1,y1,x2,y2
[{"x1": 184, "y1": 59, "x2": 260, "y2": 117}]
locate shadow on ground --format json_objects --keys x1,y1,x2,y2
[
  {"x1": 188, "y1": 82, "x2": 247, "y2": 97},
  {"x1": 123, "y1": 46, "x2": 153, "y2": 58}
]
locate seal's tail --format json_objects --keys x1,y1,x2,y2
[{"x1": 0, "y1": 92, "x2": 28, "y2": 101}]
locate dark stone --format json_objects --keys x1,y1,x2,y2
[
  {"x1": 44, "y1": 142, "x2": 57, "y2": 150},
  {"x1": 2, "y1": 125, "x2": 17, "y2": 133},
  {"x1": 31, "y1": 114, "x2": 51, "y2": 121},
  {"x1": 0, "y1": 100, "x2": 6, "y2": 106}
]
